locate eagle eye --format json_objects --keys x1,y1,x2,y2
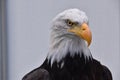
[{"x1": 66, "y1": 19, "x2": 74, "y2": 26}]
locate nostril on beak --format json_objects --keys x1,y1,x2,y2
[{"x1": 82, "y1": 28, "x2": 86, "y2": 30}]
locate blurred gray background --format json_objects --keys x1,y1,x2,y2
[{"x1": 6, "y1": 0, "x2": 119, "y2": 80}]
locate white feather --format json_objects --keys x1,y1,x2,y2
[{"x1": 47, "y1": 8, "x2": 92, "y2": 66}]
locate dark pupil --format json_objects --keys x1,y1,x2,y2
[{"x1": 68, "y1": 21, "x2": 73, "y2": 25}]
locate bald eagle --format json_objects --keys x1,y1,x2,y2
[{"x1": 22, "y1": 9, "x2": 112, "y2": 80}]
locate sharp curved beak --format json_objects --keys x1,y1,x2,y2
[{"x1": 68, "y1": 23, "x2": 92, "y2": 46}]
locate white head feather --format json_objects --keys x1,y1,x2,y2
[{"x1": 47, "y1": 9, "x2": 92, "y2": 65}]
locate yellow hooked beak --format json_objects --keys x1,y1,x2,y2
[{"x1": 68, "y1": 23, "x2": 92, "y2": 46}]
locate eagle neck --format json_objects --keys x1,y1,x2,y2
[{"x1": 47, "y1": 31, "x2": 92, "y2": 65}]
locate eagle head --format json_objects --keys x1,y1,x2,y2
[{"x1": 47, "y1": 9, "x2": 92, "y2": 65}]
